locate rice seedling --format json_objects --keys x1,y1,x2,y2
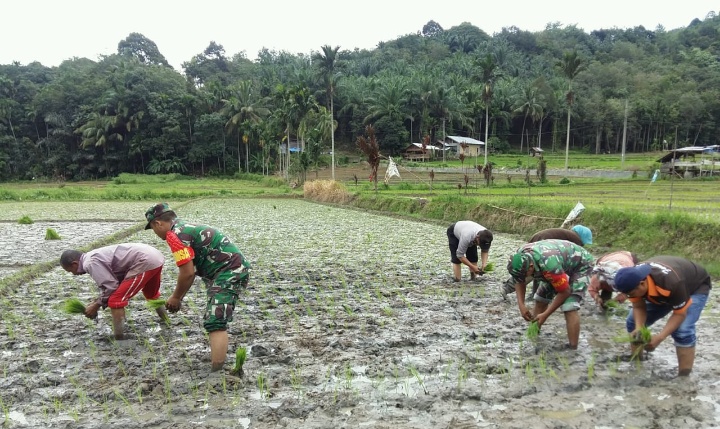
[
  {"x1": 145, "y1": 299, "x2": 166, "y2": 310},
  {"x1": 44, "y1": 228, "x2": 61, "y2": 240},
  {"x1": 614, "y1": 326, "x2": 652, "y2": 360},
  {"x1": 526, "y1": 321, "x2": 540, "y2": 340},
  {"x1": 483, "y1": 262, "x2": 495, "y2": 272},
  {"x1": 232, "y1": 347, "x2": 247, "y2": 376},
  {"x1": 17, "y1": 215, "x2": 33, "y2": 224},
  {"x1": 63, "y1": 298, "x2": 86, "y2": 315}
]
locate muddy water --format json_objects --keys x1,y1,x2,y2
[{"x1": 0, "y1": 199, "x2": 718, "y2": 429}]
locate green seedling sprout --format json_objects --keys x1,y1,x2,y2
[
  {"x1": 483, "y1": 262, "x2": 495, "y2": 272},
  {"x1": 526, "y1": 321, "x2": 540, "y2": 340},
  {"x1": 232, "y1": 347, "x2": 247, "y2": 376},
  {"x1": 44, "y1": 228, "x2": 61, "y2": 240},
  {"x1": 63, "y1": 298, "x2": 86, "y2": 315}
]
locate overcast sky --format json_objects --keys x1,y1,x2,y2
[{"x1": 3, "y1": 1, "x2": 717, "y2": 72}]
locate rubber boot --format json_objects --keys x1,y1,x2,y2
[{"x1": 676, "y1": 346, "x2": 695, "y2": 376}]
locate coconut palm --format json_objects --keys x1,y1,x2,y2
[
  {"x1": 558, "y1": 50, "x2": 585, "y2": 171},
  {"x1": 313, "y1": 45, "x2": 341, "y2": 180},
  {"x1": 477, "y1": 53, "x2": 501, "y2": 166},
  {"x1": 221, "y1": 80, "x2": 270, "y2": 173}
]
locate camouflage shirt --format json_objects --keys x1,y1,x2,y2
[
  {"x1": 165, "y1": 219, "x2": 249, "y2": 281},
  {"x1": 518, "y1": 239, "x2": 594, "y2": 293}
]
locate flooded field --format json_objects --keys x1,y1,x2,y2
[{"x1": 0, "y1": 199, "x2": 718, "y2": 428}]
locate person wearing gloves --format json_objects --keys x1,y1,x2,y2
[
  {"x1": 446, "y1": 220, "x2": 494, "y2": 282},
  {"x1": 612, "y1": 256, "x2": 712, "y2": 376}
]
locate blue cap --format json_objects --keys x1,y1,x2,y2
[
  {"x1": 571, "y1": 225, "x2": 593, "y2": 245},
  {"x1": 613, "y1": 264, "x2": 651, "y2": 293}
]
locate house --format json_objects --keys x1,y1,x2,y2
[
  {"x1": 441, "y1": 136, "x2": 485, "y2": 158},
  {"x1": 529, "y1": 147, "x2": 544, "y2": 157},
  {"x1": 402, "y1": 143, "x2": 443, "y2": 161},
  {"x1": 657, "y1": 145, "x2": 720, "y2": 177},
  {"x1": 279, "y1": 139, "x2": 301, "y2": 155}
]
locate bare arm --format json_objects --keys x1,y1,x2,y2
[{"x1": 165, "y1": 261, "x2": 196, "y2": 312}]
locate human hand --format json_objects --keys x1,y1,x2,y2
[
  {"x1": 84, "y1": 302, "x2": 100, "y2": 320},
  {"x1": 533, "y1": 312, "x2": 549, "y2": 327},
  {"x1": 644, "y1": 336, "x2": 658, "y2": 352},
  {"x1": 519, "y1": 304, "x2": 533, "y2": 321},
  {"x1": 615, "y1": 293, "x2": 628, "y2": 303},
  {"x1": 165, "y1": 296, "x2": 182, "y2": 313}
]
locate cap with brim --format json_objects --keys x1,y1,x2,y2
[
  {"x1": 145, "y1": 203, "x2": 172, "y2": 229},
  {"x1": 507, "y1": 252, "x2": 532, "y2": 282},
  {"x1": 613, "y1": 264, "x2": 651, "y2": 293},
  {"x1": 571, "y1": 225, "x2": 593, "y2": 245}
]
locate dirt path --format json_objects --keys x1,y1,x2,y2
[{"x1": 1, "y1": 199, "x2": 718, "y2": 428}]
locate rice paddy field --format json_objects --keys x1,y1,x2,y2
[{"x1": 1, "y1": 198, "x2": 719, "y2": 428}]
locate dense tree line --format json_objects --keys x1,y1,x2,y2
[{"x1": 1, "y1": 11, "x2": 719, "y2": 181}]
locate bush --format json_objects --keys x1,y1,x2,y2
[{"x1": 559, "y1": 177, "x2": 571, "y2": 184}]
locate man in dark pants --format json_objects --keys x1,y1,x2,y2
[{"x1": 446, "y1": 221, "x2": 494, "y2": 282}]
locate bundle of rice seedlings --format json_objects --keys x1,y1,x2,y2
[
  {"x1": 604, "y1": 299, "x2": 620, "y2": 309},
  {"x1": 45, "y1": 228, "x2": 61, "y2": 240},
  {"x1": 526, "y1": 321, "x2": 540, "y2": 340},
  {"x1": 232, "y1": 347, "x2": 247, "y2": 376},
  {"x1": 483, "y1": 262, "x2": 495, "y2": 272},
  {"x1": 18, "y1": 215, "x2": 34, "y2": 224},
  {"x1": 613, "y1": 326, "x2": 652, "y2": 360},
  {"x1": 146, "y1": 299, "x2": 167, "y2": 310},
  {"x1": 63, "y1": 298, "x2": 86, "y2": 315}
]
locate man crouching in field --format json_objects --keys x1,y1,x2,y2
[
  {"x1": 60, "y1": 243, "x2": 168, "y2": 340},
  {"x1": 144, "y1": 203, "x2": 251, "y2": 372},
  {"x1": 507, "y1": 239, "x2": 594, "y2": 349}
]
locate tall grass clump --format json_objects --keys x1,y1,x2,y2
[
  {"x1": 303, "y1": 180, "x2": 352, "y2": 204},
  {"x1": 18, "y1": 215, "x2": 33, "y2": 224},
  {"x1": 45, "y1": 228, "x2": 61, "y2": 240}
]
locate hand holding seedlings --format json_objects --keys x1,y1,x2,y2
[
  {"x1": 84, "y1": 302, "x2": 101, "y2": 320},
  {"x1": 165, "y1": 296, "x2": 182, "y2": 313}
]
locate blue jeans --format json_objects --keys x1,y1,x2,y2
[{"x1": 626, "y1": 293, "x2": 709, "y2": 347}]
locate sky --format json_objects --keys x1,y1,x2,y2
[{"x1": 2, "y1": 0, "x2": 718, "y2": 72}]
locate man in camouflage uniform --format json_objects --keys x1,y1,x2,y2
[
  {"x1": 145, "y1": 203, "x2": 251, "y2": 371},
  {"x1": 506, "y1": 239, "x2": 594, "y2": 349},
  {"x1": 500, "y1": 225, "x2": 592, "y2": 299}
]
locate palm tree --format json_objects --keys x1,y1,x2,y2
[
  {"x1": 513, "y1": 84, "x2": 542, "y2": 154},
  {"x1": 477, "y1": 54, "x2": 501, "y2": 166},
  {"x1": 558, "y1": 50, "x2": 585, "y2": 171},
  {"x1": 221, "y1": 80, "x2": 270, "y2": 173},
  {"x1": 313, "y1": 45, "x2": 341, "y2": 180}
]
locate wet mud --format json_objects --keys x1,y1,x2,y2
[{"x1": 0, "y1": 199, "x2": 718, "y2": 428}]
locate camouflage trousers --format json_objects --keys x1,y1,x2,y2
[{"x1": 203, "y1": 264, "x2": 250, "y2": 332}]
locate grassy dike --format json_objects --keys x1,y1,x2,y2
[{"x1": 304, "y1": 180, "x2": 720, "y2": 277}]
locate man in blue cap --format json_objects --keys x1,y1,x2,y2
[{"x1": 613, "y1": 256, "x2": 712, "y2": 376}]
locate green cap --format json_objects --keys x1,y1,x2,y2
[
  {"x1": 507, "y1": 252, "x2": 532, "y2": 282},
  {"x1": 144, "y1": 203, "x2": 172, "y2": 229}
]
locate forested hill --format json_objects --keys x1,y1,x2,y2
[{"x1": 1, "y1": 12, "x2": 719, "y2": 181}]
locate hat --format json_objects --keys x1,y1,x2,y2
[
  {"x1": 571, "y1": 225, "x2": 593, "y2": 245},
  {"x1": 144, "y1": 203, "x2": 172, "y2": 229},
  {"x1": 592, "y1": 260, "x2": 624, "y2": 287},
  {"x1": 507, "y1": 252, "x2": 533, "y2": 282},
  {"x1": 475, "y1": 230, "x2": 494, "y2": 250},
  {"x1": 613, "y1": 264, "x2": 651, "y2": 293}
]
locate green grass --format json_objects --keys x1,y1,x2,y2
[
  {"x1": 526, "y1": 321, "x2": 540, "y2": 340},
  {"x1": 44, "y1": 228, "x2": 61, "y2": 240},
  {"x1": 17, "y1": 215, "x2": 33, "y2": 224}
]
